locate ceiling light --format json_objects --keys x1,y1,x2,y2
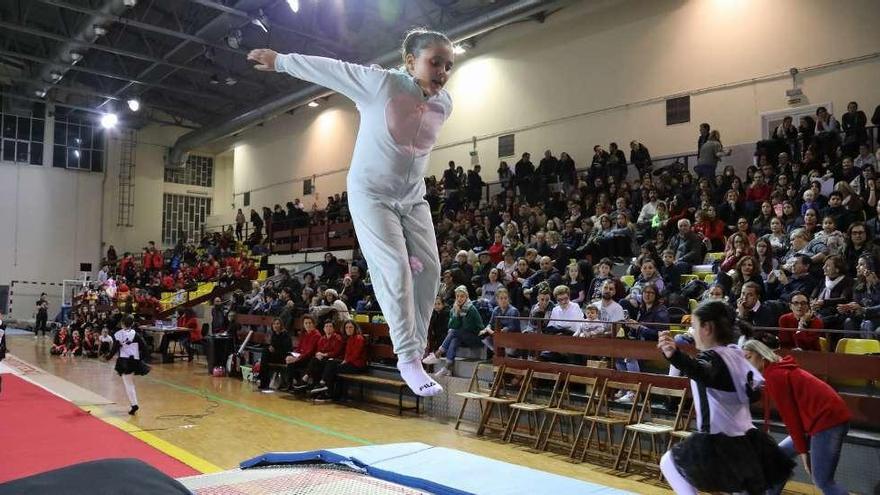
[
  {"x1": 453, "y1": 44, "x2": 466, "y2": 55},
  {"x1": 93, "y1": 25, "x2": 108, "y2": 37},
  {"x1": 210, "y1": 74, "x2": 220, "y2": 85},
  {"x1": 127, "y1": 99, "x2": 140, "y2": 112},
  {"x1": 123, "y1": 0, "x2": 137, "y2": 7},
  {"x1": 307, "y1": 101, "x2": 319, "y2": 108},
  {"x1": 100, "y1": 113, "x2": 118, "y2": 129},
  {"x1": 69, "y1": 51, "x2": 83, "y2": 62},
  {"x1": 251, "y1": 10, "x2": 269, "y2": 32},
  {"x1": 49, "y1": 70, "x2": 63, "y2": 81},
  {"x1": 225, "y1": 30, "x2": 242, "y2": 50},
  {"x1": 224, "y1": 76, "x2": 237, "y2": 86},
  {"x1": 74, "y1": 149, "x2": 81, "y2": 158},
  {"x1": 34, "y1": 89, "x2": 47, "y2": 98},
  {"x1": 287, "y1": 0, "x2": 300, "y2": 13}
]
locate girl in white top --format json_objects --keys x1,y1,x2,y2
[
  {"x1": 107, "y1": 315, "x2": 149, "y2": 415},
  {"x1": 248, "y1": 29, "x2": 456, "y2": 396}
]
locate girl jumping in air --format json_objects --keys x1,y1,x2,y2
[{"x1": 248, "y1": 28, "x2": 455, "y2": 396}]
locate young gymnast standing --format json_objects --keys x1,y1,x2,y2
[
  {"x1": 106, "y1": 315, "x2": 150, "y2": 414},
  {"x1": 248, "y1": 28, "x2": 455, "y2": 396},
  {"x1": 657, "y1": 301, "x2": 793, "y2": 494}
]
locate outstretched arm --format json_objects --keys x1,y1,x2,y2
[{"x1": 248, "y1": 49, "x2": 386, "y2": 105}]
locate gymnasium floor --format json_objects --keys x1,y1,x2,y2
[{"x1": 2, "y1": 334, "x2": 813, "y2": 494}]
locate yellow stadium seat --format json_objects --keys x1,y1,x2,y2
[
  {"x1": 702, "y1": 273, "x2": 716, "y2": 285},
  {"x1": 680, "y1": 274, "x2": 698, "y2": 286},
  {"x1": 834, "y1": 338, "x2": 880, "y2": 355},
  {"x1": 257, "y1": 270, "x2": 268, "y2": 281},
  {"x1": 689, "y1": 299, "x2": 698, "y2": 312},
  {"x1": 818, "y1": 337, "x2": 829, "y2": 353},
  {"x1": 354, "y1": 314, "x2": 369, "y2": 323},
  {"x1": 620, "y1": 275, "x2": 635, "y2": 288},
  {"x1": 705, "y1": 252, "x2": 724, "y2": 262}
]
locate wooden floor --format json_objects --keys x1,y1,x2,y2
[{"x1": 5, "y1": 335, "x2": 811, "y2": 494}]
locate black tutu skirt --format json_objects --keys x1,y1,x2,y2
[
  {"x1": 671, "y1": 428, "x2": 795, "y2": 495},
  {"x1": 115, "y1": 357, "x2": 151, "y2": 376}
]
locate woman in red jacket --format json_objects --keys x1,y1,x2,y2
[
  {"x1": 309, "y1": 320, "x2": 367, "y2": 401},
  {"x1": 742, "y1": 339, "x2": 851, "y2": 495},
  {"x1": 293, "y1": 320, "x2": 345, "y2": 392}
]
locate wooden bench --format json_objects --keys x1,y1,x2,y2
[{"x1": 336, "y1": 322, "x2": 420, "y2": 415}]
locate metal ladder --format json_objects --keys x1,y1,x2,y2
[{"x1": 117, "y1": 128, "x2": 136, "y2": 227}]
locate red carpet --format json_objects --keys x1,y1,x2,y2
[{"x1": 0, "y1": 374, "x2": 199, "y2": 483}]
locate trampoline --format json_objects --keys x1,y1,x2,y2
[{"x1": 179, "y1": 443, "x2": 633, "y2": 495}]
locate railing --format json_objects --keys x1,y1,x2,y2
[{"x1": 269, "y1": 222, "x2": 357, "y2": 255}]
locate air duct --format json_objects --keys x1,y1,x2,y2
[{"x1": 166, "y1": 0, "x2": 575, "y2": 167}]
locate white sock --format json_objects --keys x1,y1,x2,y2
[
  {"x1": 660, "y1": 451, "x2": 697, "y2": 495},
  {"x1": 397, "y1": 359, "x2": 443, "y2": 397},
  {"x1": 121, "y1": 374, "x2": 138, "y2": 406}
]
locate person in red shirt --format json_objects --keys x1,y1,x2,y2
[
  {"x1": 742, "y1": 339, "x2": 851, "y2": 495},
  {"x1": 293, "y1": 320, "x2": 344, "y2": 392},
  {"x1": 487, "y1": 230, "x2": 505, "y2": 265},
  {"x1": 776, "y1": 292, "x2": 822, "y2": 350},
  {"x1": 285, "y1": 315, "x2": 321, "y2": 389},
  {"x1": 161, "y1": 271, "x2": 176, "y2": 291},
  {"x1": 693, "y1": 206, "x2": 726, "y2": 252},
  {"x1": 309, "y1": 320, "x2": 367, "y2": 401}
]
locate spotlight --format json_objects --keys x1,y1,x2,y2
[
  {"x1": 49, "y1": 70, "x2": 63, "y2": 81},
  {"x1": 453, "y1": 44, "x2": 466, "y2": 55},
  {"x1": 93, "y1": 25, "x2": 108, "y2": 37},
  {"x1": 225, "y1": 30, "x2": 242, "y2": 50},
  {"x1": 224, "y1": 76, "x2": 237, "y2": 86},
  {"x1": 69, "y1": 51, "x2": 83, "y2": 62},
  {"x1": 73, "y1": 149, "x2": 80, "y2": 158},
  {"x1": 34, "y1": 89, "x2": 47, "y2": 98},
  {"x1": 127, "y1": 99, "x2": 140, "y2": 112},
  {"x1": 307, "y1": 101, "x2": 319, "y2": 108},
  {"x1": 251, "y1": 10, "x2": 269, "y2": 32},
  {"x1": 287, "y1": 0, "x2": 300, "y2": 13},
  {"x1": 100, "y1": 113, "x2": 118, "y2": 129}
]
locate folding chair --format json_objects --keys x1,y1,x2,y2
[
  {"x1": 570, "y1": 380, "x2": 642, "y2": 465},
  {"x1": 454, "y1": 363, "x2": 503, "y2": 431},
  {"x1": 503, "y1": 371, "x2": 563, "y2": 444},
  {"x1": 476, "y1": 367, "x2": 530, "y2": 437},
  {"x1": 617, "y1": 385, "x2": 690, "y2": 474},
  {"x1": 536, "y1": 375, "x2": 602, "y2": 453},
  {"x1": 667, "y1": 400, "x2": 695, "y2": 451}
]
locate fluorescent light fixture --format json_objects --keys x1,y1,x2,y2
[
  {"x1": 34, "y1": 89, "x2": 47, "y2": 98},
  {"x1": 307, "y1": 101, "x2": 319, "y2": 108},
  {"x1": 49, "y1": 71, "x2": 63, "y2": 81},
  {"x1": 453, "y1": 44, "x2": 466, "y2": 55},
  {"x1": 127, "y1": 99, "x2": 140, "y2": 112},
  {"x1": 93, "y1": 25, "x2": 108, "y2": 37},
  {"x1": 224, "y1": 76, "x2": 237, "y2": 86},
  {"x1": 69, "y1": 51, "x2": 83, "y2": 62},
  {"x1": 73, "y1": 149, "x2": 80, "y2": 158},
  {"x1": 123, "y1": 0, "x2": 137, "y2": 7},
  {"x1": 100, "y1": 113, "x2": 118, "y2": 129},
  {"x1": 287, "y1": 0, "x2": 300, "y2": 13}
]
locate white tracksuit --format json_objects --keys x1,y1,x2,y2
[{"x1": 275, "y1": 53, "x2": 452, "y2": 363}]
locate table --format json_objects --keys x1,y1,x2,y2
[{"x1": 141, "y1": 326, "x2": 190, "y2": 362}]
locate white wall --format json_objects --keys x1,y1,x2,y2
[{"x1": 214, "y1": 0, "x2": 880, "y2": 222}]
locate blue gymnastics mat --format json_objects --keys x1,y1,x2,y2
[{"x1": 238, "y1": 442, "x2": 634, "y2": 495}]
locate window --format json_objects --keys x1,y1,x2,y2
[
  {"x1": 0, "y1": 109, "x2": 45, "y2": 166},
  {"x1": 162, "y1": 194, "x2": 212, "y2": 246},
  {"x1": 498, "y1": 134, "x2": 515, "y2": 158},
  {"x1": 243, "y1": 191, "x2": 250, "y2": 207},
  {"x1": 666, "y1": 96, "x2": 690, "y2": 126},
  {"x1": 52, "y1": 107, "x2": 104, "y2": 171},
  {"x1": 164, "y1": 154, "x2": 213, "y2": 187}
]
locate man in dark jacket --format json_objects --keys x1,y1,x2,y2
[
  {"x1": 466, "y1": 165, "x2": 485, "y2": 206},
  {"x1": 766, "y1": 255, "x2": 818, "y2": 302},
  {"x1": 258, "y1": 321, "x2": 292, "y2": 391},
  {"x1": 736, "y1": 282, "x2": 787, "y2": 341},
  {"x1": 666, "y1": 219, "x2": 703, "y2": 272},
  {"x1": 514, "y1": 152, "x2": 535, "y2": 202}
]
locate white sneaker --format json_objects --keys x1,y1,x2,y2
[
  {"x1": 260, "y1": 389, "x2": 275, "y2": 394},
  {"x1": 422, "y1": 353, "x2": 441, "y2": 365},
  {"x1": 434, "y1": 367, "x2": 452, "y2": 377},
  {"x1": 617, "y1": 391, "x2": 635, "y2": 404},
  {"x1": 613, "y1": 390, "x2": 626, "y2": 400}
]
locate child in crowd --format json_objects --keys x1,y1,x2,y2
[
  {"x1": 50, "y1": 326, "x2": 69, "y2": 355},
  {"x1": 67, "y1": 330, "x2": 83, "y2": 357},
  {"x1": 98, "y1": 327, "x2": 114, "y2": 358},
  {"x1": 658, "y1": 301, "x2": 793, "y2": 494},
  {"x1": 248, "y1": 27, "x2": 456, "y2": 397},
  {"x1": 573, "y1": 304, "x2": 607, "y2": 337}
]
